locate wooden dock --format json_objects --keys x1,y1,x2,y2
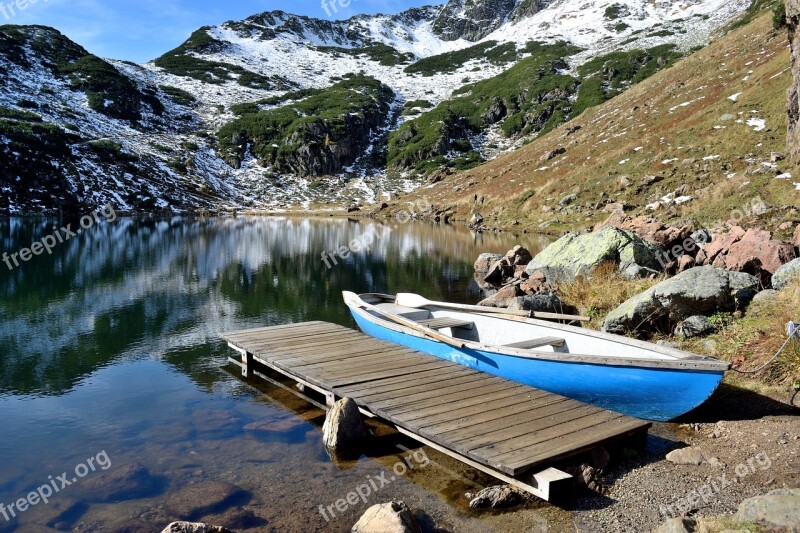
[{"x1": 221, "y1": 321, "x2": 651, "y2": 501}]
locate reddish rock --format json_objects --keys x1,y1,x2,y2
[
  {"x1": 505, "y1": 245, "x2": 532, "y2": 266},
  {"x1": 478, "y1": 285, "x2": 521, "y2": 308},
  {"x1": 701, "y1": 226, "x2": 747, "y2": 265},
  {"x1": 484, "y1": 258, "x2": 514, "y2": 284},
  {"x1": 725, "y1": 229, "x2": 797, "y2": 275},
  {"x1": 595, "y1": 214, "x2": 692, "y2": 252}
]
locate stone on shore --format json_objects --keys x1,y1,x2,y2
[
  {"x1": 474, "y1": 253, "x2": 503, "y2": 272},
  {"x1": 654, "y1": 517, "x2": 695, "y2": 533},
  {"x1": 525, "y1": 227, "x2": 664, "y2": 283},
  {"x1": 772, "y1": 257, "x2": 800, "y2": 290},
  {"x1": 734, "y1": 488, "x2": 800, "y2": 530},
  {"x1": 665, "y1": 447, "x2": 710, "y2": 465},
  {"x1": 507, "y1": 291, "x2": 570, "y2": 314},
  {"x1": 322, "y1": 397, "x2": 369, "y2": 450},
  {"x1": 602, "y1": 266, "x2": 758, "y2": 335},
  {"x1": 468, "y1": 485, "x2": 532, "y2": 509},
  {"x1": 352, "y1": 501, "x2": 420, "y2": 533},
  {"x1": 674, "y1": 315, "x2": 715, "y2": 339},
  {"x1": 477, "y1": 285, "x2": 521, "y2": 308},
  {"x1": 161, "y1": 522, "x2": 235, "y2": 533}
]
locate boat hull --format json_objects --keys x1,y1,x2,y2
[{"x1": 350, "y1": 309, "x2": 724, "y2": 421}]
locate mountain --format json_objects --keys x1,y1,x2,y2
[
  {"x1": 0, "y1": 0, "x2": 753, "y2": 214},
  {"x1": 389, "y1": 10, "x2": 798, "y2": 240}
]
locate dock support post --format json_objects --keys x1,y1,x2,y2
[{"x1": 227, "y1": 343, "x2": 253, "y2": 379}]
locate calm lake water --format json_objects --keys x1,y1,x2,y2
[{"x1": 0, "y1": 216, "x2": 554, "y2": 532}]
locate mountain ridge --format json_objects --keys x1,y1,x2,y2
[{"x1": 0, "y1": 0, "x2": 754, "y2": 214}]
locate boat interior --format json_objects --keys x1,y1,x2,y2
[{"x1": 358, "y1": 293, "x2": 721, "y2": 364}]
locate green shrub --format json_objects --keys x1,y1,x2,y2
[
  {"x1": 0, "y1": 107, "x2": 42, "y2": 122},
  {"x1": 773, "y1": 1, "x2": 787, "y2": 29},
  {"x1": 405, "y1": 41, "x2": 519, "y2": 76},
  {"x1": 159, "y1": 85, "x2": 196, "y2": 106},
  {"x1": 604, "y1": 4, "x2": 625, "y2": 19},
  {"x1": 16, "y1": 99, "x2": 39, "y2": 109}
]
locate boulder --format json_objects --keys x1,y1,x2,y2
[
  {"x1": 700, "y1": 226, "x2": 747, "y2": 266},
  {"x1": 468, "y1": 485, "x2": 531, "y2": 509},
  {"x1": 470, "y1": 213, "x2": 484, "y2": 225},
  {"x1": 735, "y1": 488, "x2": 800, "y2": 530},
  {"x1": 525, "y1": 227, "x2": 664, "y2": 283},
  {"x1": 505, "y1": 245, "x2": 533, "y2": 266},
  {"x1": 794, "y1": 224, "x2": 800, "y2": 248},
  {"x1": 507, "y1": 291, "x2": 571, "y2": 315},
  {"x1": 161, "y1": 523, "x2": 235, "y2": 533},
  {"x1": 724, "y1": 228, "x2": 796, "y2": 277},
  {"x1": 559, "y1": 194, "x2": 577, "y2": 207},
  {"x1": 674, "y1": 315, "x2": 715, "y2": 339},
  {"x1": 773, "y1": 258, "x2": 800, "y2": 290},
  {"x1": 752, "y1": 289, "x2": 779, "y2": 303},
  {"x1": 474, "y1": 253, "x2": 503, "y2": 272},
  {"x1": 322, "y1": 397, "x2": 369, "y2": 450},
  {"x1": 352, "y1": 501, "x2": 420, "y2": 533},
  {"x1": 477, "y1": 285, "x2": 521, "y2": 308},
  {"x1": 665, "y1": 447, "x2": 710, "y2": 465},
  {"x1": 602, "y1": 266, "x2": 758, "y2": 335},
  {"x1": 484, "y1": 258, "x2": 514, "y2": 284}
]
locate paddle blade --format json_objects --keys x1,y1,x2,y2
[{"x1": 395, "y1": 293, "x2": 429, "y2": 308}]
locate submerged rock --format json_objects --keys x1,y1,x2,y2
[
  {"x1": 735, "y1": 488, "x2": 800, "y2": 530},
  {"x1": 322, "y1": 397, "x2": 369, "y2": 451},
  {"x1": 165, "y1": 482, "x2": 248, "y2": 521},
  {"x1": 352, "y1": 501, "x2": 420, "y2": 533},
  {"x1": 525, "y1": 227, "x2": 664, "y2": 283},
  {"x1": 602, "y1": 266, "x2": 758, "y2": 335},
  {"x1": 81, "y1": 463, "x2": 162, "y2": 503}
]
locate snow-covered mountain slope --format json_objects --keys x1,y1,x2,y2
[{"x1": 0, "y1": 0, "x2": 754, "y2": 215}]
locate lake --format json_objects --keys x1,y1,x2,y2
[{"x1": 0, "y1": 216, "x2": 556, "y2": 532}]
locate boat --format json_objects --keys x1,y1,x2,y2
[{"x1": 342, "y1": 291, "x2": 730, "y2": 421}]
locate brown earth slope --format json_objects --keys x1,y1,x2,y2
[{"x1": 393, "y1": 14, "x2": 798, "y2": 240}]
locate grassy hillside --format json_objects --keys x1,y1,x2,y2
[{"x1": 392, "y1": 13, "x2": 796, "y2": 240}]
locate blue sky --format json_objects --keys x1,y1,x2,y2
[{"x1": 1, "y1": 0, "x2": 429, "y2": 62}]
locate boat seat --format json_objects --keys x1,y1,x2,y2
[
  {"x1": 503, "y1": 337, "x2": 566, "y2": 349},
  {"x1": 416, "y1": 317, "x2": 475, "y2": 330}
]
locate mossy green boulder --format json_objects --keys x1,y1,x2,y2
[{"x1": 524, "y1": 226, "x2": 664, "y2": 282}]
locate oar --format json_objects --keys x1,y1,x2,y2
[
  {"x1": 396, "y1": 293, "x2": 591, "y2": 323},
  {"x1": 343, "y1": 292, "x2": 465, "y2": 349}
]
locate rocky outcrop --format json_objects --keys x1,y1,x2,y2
[
  {"x1": 483, "y1": 245, "x2": 532, "y2": 283},
  {"x1": 352, "y1": 501, "x2": 420, "y2": 533},
  {"x1": 735, "y1": 488, "x2": 800, "y2": 531},
  {"x1": 322, "y1": 397, "x2": 369, "y2": 450},
  {"x1": 525, "y1": 227, "x2": 664, "y2": 282},
  {"x1": 788, "y1": 0, "x2": 800, "y2": 159},
  {"x1": 602, "y1": 266, "x2": 758, "y2": 335},
  {"x1": 468, "y1": 485, "x2": 532, "y2": 509},
  {"x1": 161, "y1": 522, "x2": 235, "y2": 533},
  {"x1": 432, "y1": 0, "x2": 551, "y2": 41},
  {"x1": 507, "y1": 291, "x2": 572, "y2": 314},
  {"x1": 595, "y1": 214, "x2": 694, "y2": 258},
  {"x1": 772, "y1": 257, "x2": 800, "y2": 289}
]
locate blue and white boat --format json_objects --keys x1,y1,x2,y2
[{"x1": 343, "y1": 291, "x2": 729, "y2": 421}]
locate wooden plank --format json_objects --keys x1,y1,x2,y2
[
  {"x1": 503, "y1": 337, "x2": 566, "y2": 349},
  {"x1": 302, "y1": 354, "x2": 442, "y2": 381},
  {"x1": 239, "y1": 329, "x2": 359, "y2": 351},
  {"x1": 469, "y1": 408, "x2": 621, "y2": 458},
  {"x1": 369, "y1": 375, "x2": 504, "y2": 414},
  {"x1": 400, "y1": 385, "x2": 541, "y2": 425},
  {"x1": 361, "y1": 372, "x2": 495, "y2": 406},
  {"x1": 325, "y1": 361, "x2": 452, "y2": 388},
  {"x1": 269, "y1": 338, "x2": 401, "y2": 363},
  {"x1": 334, "y1": 365, "x2": 472, "y2": 396},
  {"x1": 440, "y1": 400, "x2": 584, "y2": 447},
  {"x1": 284, "y1": 348, "x2": 428, "y2": 373},
  {"x1": 224, "y1": 322, "x2": 340, "y2": 343},
  {"x1": 416, "y1": 317, "x2": 475, "y2": 330},
  {"x1": 375, "y1": 376, "x2": 528, "y2": 418},
  {"x1": 422, "y1": 395, "x2": 573, "y2": 437}
]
